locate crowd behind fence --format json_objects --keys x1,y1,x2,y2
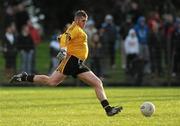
[{"x1": 0, "y1": 1, "x2": 180, "y2": 86}]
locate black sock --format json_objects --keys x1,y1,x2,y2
[
  {"x1": 101, "y1": 100, "x2": 111, "y2": 113},
  {"x1": 22, "y1": 74, "x2": 34, "y2": 82},
  {"x1": 21, "y1": 74, "x2": 28, "y2": 81},
  {"x1": 27, "y1": 75, "x2": 35, "y2": 82}
]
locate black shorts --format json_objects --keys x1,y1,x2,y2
[{"x1": 57, "y1": 55, "x2": 90, "y2": 78}]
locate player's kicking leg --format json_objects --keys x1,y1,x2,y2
[
  {"x1": 77, "y1": 71, "x2": 123, "y2": 116},
  {"x1": 9, "y1": 71, "x2": 66, "y2": 86}
]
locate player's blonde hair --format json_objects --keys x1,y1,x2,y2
[{"x1": 74, "y1": 10, "x2": 88, "y2": 19}]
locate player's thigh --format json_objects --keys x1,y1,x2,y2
[
  {"x1": 77, "y1": 71, "x2": 102, "y2": 87},
  {"x1": 49, "y1": 70, "x2": 66, "y2": 84}
]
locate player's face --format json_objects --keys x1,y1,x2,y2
[{"x1": 78, "y1": 17, "x2": 88, "y2": 28}]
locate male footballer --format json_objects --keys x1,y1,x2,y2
[{"x1": 10, "y1": 10, "x2": 122, "y2": 116}]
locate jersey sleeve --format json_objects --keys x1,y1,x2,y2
[
  {"x1": 58, "y1": 33, "x2": 70, "y2": 48},
  {"x1": 59, "y1": 34, "x2": 66, "y2": 48}
]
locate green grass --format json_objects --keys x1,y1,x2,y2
[{"x1": 0, "y1": 87, "x2": 180, "y2": 126}]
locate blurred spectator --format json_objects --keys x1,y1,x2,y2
[
  {"x1": 120, "y1": 15, "x2": 134, "y2": 41},
  {"x1": 90, "y1": 32, "x2": 103, "y2": 79},
  {"x1": 85, "y1": 20, "x2": 97, "y2": 49},
  {"x1": 28, "y1": 21, "x2": 42, "y2": 45},
  {"x1": 17, "y1": 24, "x2": 35, "y2": 74},
  {"x1": 171, "y1": 18, "x2": 180, "y2": 77},
  {"x1": 128, "y1": 1, "x2": 142, "y2": 24},
  {"x1": 120, "y1": 15, "x2": 134, "y2": 69},
  {"x1": 48, "y1": 33, "x2": 60, "y2": 75},
  {"x1": 148, "y1": 11, "x2": 162, "y2": 30},
  {"x1": 124, "y1": 28, "x2": 139, "y2": 77},
  {"x1": 111, "y1": 0, "x2": 128, "y2": 26},
  {"x1": 101, "y1": 14, "x2": 118, "y2": 69},
  {"x1": 85, "y1": 19, "x2": 97, "y2": 65},
  {"x1": 3, "y1": 5, "x2": 16, "y2": 27},
  {"x1": 162, "y1": 14, "x2": 174, "y2": 67},
  {"x1": 134, "y1": 16, "x2": 150, "y2": 74},
  {"x1": 14, "y1": 2, "x2": 30, "y2": 33},
  {"x1": 99, "y1": 28, "x2": 110, "y2": 78},
  {"x1": 1, "y1": 22, "x2": 17, "y2": 79},
  {"x1": 148, "y1": 15, "x2": 163, "y2": 76},
  {"x1": 28, "y1": 21, "x2": 42, "y2": 74}
]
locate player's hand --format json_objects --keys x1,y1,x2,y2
[{"x1": 56, "y1": 48, "x2": 67, "y2": 62}]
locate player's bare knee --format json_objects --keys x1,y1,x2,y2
[{"x1": 95, "y1": 78, "x2": 103, "y2": 88}]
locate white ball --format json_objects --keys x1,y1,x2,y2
[{"x1": 140, "y1": 102, "x2": 155, "y2": 117}]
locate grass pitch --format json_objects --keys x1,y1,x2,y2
[{"x1": 0, "y1": 87, "x2": 180, "y2": 126}]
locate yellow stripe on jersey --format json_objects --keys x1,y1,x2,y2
[{"x1": 57, "y1": 55, "x2": 71, "y2": 73}]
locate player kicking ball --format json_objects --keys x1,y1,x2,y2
[{"x1": 10, "y1": 10, "x2": 122, "y2": 116}]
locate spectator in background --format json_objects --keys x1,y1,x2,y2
[
  {"x1": 48, "y1": 34, "x2": 60, "y2": 75},
  {"x1": 124, "y1": 28, "x2": 139, "y2": 77},
  {"x1": 99, "y1": 28, "x2": 109, "y2": 78},
  {"x1": 85, "y1": 20, "x2": 97, "y2": 51},
  {"x1": 148, "y1": 16, "x2": 163, "y2": 76},
  {"x1": 120, "y1": 15, "x2": 134, "y2": 69},
  {"x1": 134, "y1": 16, "x2": 150, "y2": 74},
  {"x1": 17, "y1": 24, "x2": 35, "y2": 74},
  {"x1": 128, "y1": 1, "x2": 142, "y2": 24},
  {"x1": 120, "y1": 15, "x2": 134, "y2": 43},
  {"x1": 4, "y1": 4, "x2": 16, "y2": 26},
  {"x1": 14, "y1": 1, "x2": 30, "y2": 33},
  {"x1": 148, "y1": 11, "x2": 162, "y2": 30},
  {"x1": 171, "y1": 18, "x2": 180, "y2": 77},
  {"x1": 162, "y1": 14, "x2": 174, "y2": 67},
  {"x1": 85, "y1": 19, "x2": 97, "y2": 65},
  {"x1": 2, "y1": 22, "x2": 17, "y2": 79},
  {"x1": 28, "y1": 21, "x2": 42, "y2": 45},
  {"x1": 101, "y1": 14, "x2": 118, "y2": 69},
  {"x1": 28, "y1": 21, "x2": 42, "y2": 74},
  {"x1": 90, "y1": 32, "x2": 103, "y2": 79}
]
